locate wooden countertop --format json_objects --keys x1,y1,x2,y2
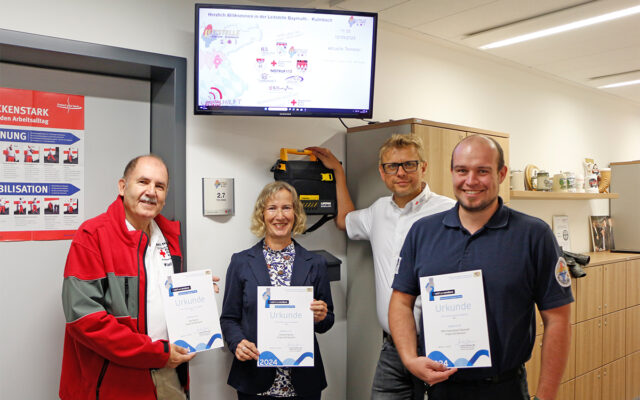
[{"x1": 583, "y1": 250, "x2": 640, "y2": 266}]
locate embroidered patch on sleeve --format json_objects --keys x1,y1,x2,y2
[{"x1": 555, "y1": 257, "x2": 572, "y2": 288}]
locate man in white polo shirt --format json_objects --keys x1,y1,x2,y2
[{"x1": 309, "y1": 135, "x2": 454, "y2": 399}]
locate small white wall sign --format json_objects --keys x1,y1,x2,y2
[{"x1": 202, "y1": 178, "x2": 234, "y2": 216}]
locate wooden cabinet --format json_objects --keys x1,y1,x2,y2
[
  {"x1": 628, "y1": 259, "x2": 640, "y2": 307},
  {"x1": 348, "y1": 118, "x2": 510, "y2": 202},
  {"x1": 626, "y1": 351, "x2": 640, "y2": 399},
  {"x1": 576, "y1": 317, "x2": 603, "y2": 376},
  {"x1": 526, "y1": 252, "x2": 640, "y2": 400},
  {"x1": 626, "y1": 305, "x2": 640, "y2": 354},
  {"x1": 603, "y1": 262, "x2": 626, "y2": 314},
  {"x1": 576, "y1": 265, "x2": 603, "y2": 321},
  {"x1": 525, "y1": 334, "x2": 543, "y2": 395},
  {"x1": 557, "y1": 380, "x2": 575, "y2": 400},
  {"x1": 602, "y1": 358, "x2": 626, "y2": 400},
  {"x1": 414, "y1": 125, "x2": 465, "y2": 200},
  {"x1": 603, "y1": 310, "x2": 626, "y2": 364},
  {"x1": 575, "y1": 368, "x2": 601, "y2": 400}
]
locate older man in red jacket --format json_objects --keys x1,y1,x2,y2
[{"x1": 60, "y1": 155, "x2": 193, "y2": 400}]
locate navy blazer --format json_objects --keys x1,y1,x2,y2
[{"x1": 220, "y1": 240, "x2": 335, "y2": 396}]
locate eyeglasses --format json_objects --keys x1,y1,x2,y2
[
  {"x1": 380, "y1": 160, "x2": 421, "y2": 174},
  {"x1": 265, "y1": 206, "x2": 294, "y2": 214}
]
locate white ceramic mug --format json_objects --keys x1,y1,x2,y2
[{"x1": 511, "y1": 170, "x2": 525, "y2": 191}]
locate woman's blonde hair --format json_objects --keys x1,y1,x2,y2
[{"x1": 250, "y1": 181, "x2": 307, "y2": 237}]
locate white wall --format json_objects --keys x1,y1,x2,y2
[
  {"x1": 0, "y1": 64, "x2": 151, "y2": 399},
  {"x1": 2, "y1": 1, "x2": 639, "y2": 400}
]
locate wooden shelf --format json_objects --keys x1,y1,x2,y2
[
  {"x1": 584, "y1": 250, "x2": 640, "y2": 266},
  {"x1": 510, "y1": 191, "x2": 619, "y2": 200}
]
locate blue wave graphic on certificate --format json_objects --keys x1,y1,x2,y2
[
  {"x1": 173, "y1": 333, "x2": 223, "y2": 353},
  {"x1": 258, "y1": 351, "x2": 314, "y2": 367},
  {"x1": 427, "y1": 349, "x2": 490, "y2": 367}
]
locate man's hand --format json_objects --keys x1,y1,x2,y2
[
  {"x1": 165, "y1": 343, "x2": 196, "y2": 368},
  {"x1": 306, "y1": 147, "x2": 343, "y2": 171},
  {"x1": 305, "y1": 146, "x2": 354, "y2": 231},
  {"x1": 404, "y1": 356, "x2": 457, "y2": 385},
  {"x1": 211, "y1": 275, "x2": 220, "y2": 293},
  {"x1": 389, "y1": 290, "x2": 457, "y2": 385},
  {"x1": 235, "y1": 339, "x2": 260, "y2": 361},
  {"x1": 310, "y1": 299, "x2": 328, "y2": 323}
]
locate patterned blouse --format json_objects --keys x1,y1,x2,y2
[{"x1": 259, "y1": 241, "x2": 297, "y2": 397}]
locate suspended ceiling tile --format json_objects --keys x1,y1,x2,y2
[
  {"x1": 333, "y1": 0, "x2": 407, "y2": 13},
  {"x1": 414, "y1": 0, "x2": 588, "y2": 40},
  {"x1": 544, "y1": 47, "x2": 640, "y2": 80}
]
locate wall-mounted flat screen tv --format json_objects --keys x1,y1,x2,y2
[{"x1": 195, "y1": 4, "x2": 377, "y2": 118}]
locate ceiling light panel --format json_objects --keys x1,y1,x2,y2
[
  {"x1": 480, "y1": 16, "x2": 640, "y2": 66},
  {"x1": 598, "y1": 79, "x2": 640, "y2": 88},
  {"x1": 461, "y1": 0, "x2": 640, "y2": 48},
  {"x1": 480, "y1": 4, "x2": 640, "y2": 49}
]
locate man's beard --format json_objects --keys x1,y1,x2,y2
[{"x1": 456, "y1": 195, "x2": 496, "y2": 212}]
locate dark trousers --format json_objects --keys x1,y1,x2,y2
[
  {"x1": 371, "y1": 333, "x2": 426, "y2": 400},
  {"x1": 427, "y1": 365, "x2": 530, "y2": 400},
  {"x1": 237, "y1": 392, "x2": 320, "y2": 400}
]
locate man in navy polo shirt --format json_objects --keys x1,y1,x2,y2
[{"x1": 389, "y1": 135, "x2": 573, "y2": 400}]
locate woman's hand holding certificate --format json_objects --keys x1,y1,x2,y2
[
  {"x1": 257, "y1": 286, "x2": 314, "y2": 367},
  {"x1": 235, "y1": 339, "x2": 260, "y2": 361}
]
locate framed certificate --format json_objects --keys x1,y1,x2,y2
[
  {"x1": 257, "y1": 286, "x2": 314, "y2": 367},
  {"x1": 420, "y1": 270, "x2": 491, "y2": 368},
  {"x1": 552, "y1": 215, "x2": 571, "y2": 251},
  {"x1": 162, "y1": 269, "x2": 223, "y2": 353}
]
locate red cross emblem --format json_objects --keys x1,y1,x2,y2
[{"x1": 160, "y1": 249, "x2": 166, "y2": 257}]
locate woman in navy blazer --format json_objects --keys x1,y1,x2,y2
[{"x1": 220, "y1": 181, "x2": 334, "y2": 400}]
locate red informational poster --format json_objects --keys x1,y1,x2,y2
[{"x1": 0, "y1": 88, "x2": 85, "y2": 241}]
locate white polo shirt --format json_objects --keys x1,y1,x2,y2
[
  {"x1": 126, "y1": 219, "x2": 174, "y2": 341},
  {"x1": 345, "y1": 184, "x2": 455, "y2": 334}
]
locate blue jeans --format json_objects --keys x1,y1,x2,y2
[{"x1": 371, "y1": 336, "x2": 426, "y2": 400}]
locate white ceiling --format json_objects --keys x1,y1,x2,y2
[
  {"x1": 325, "y1": 0, "x2": 640, "y2": 104},
  {"x1": 331, "y1": 0, "x2": 640, "y2": 103}
]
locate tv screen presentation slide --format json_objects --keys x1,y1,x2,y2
[{"x1": 196, "y1": 6, "x2": 377, "y2": 117}]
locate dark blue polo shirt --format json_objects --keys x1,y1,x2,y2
[{"x1": 392, "y1": 198, "x2": 574, "y2": 380}]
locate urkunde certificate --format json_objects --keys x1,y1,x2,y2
[
  {"x1": 257, "y1": 286, "x2": 314, "y2": 367},
  {"x1": 420, "y1": 270, "x2": 491, "y2": 368},
  {"x1": 162, "y1": 269, "x2": 223, "y2": 353}
]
